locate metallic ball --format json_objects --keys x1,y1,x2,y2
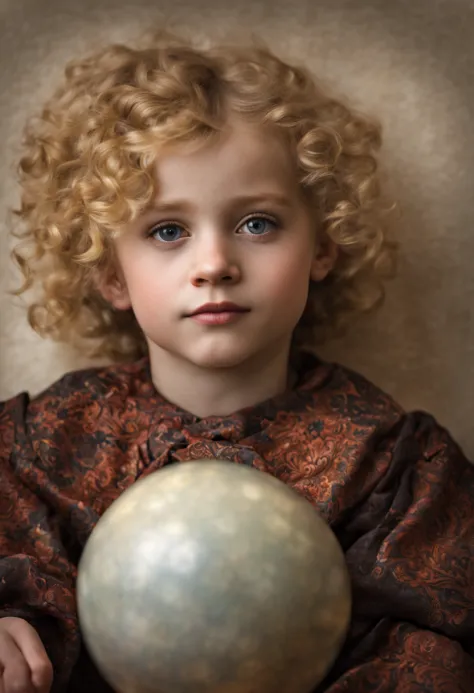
[{"x1": 77, "y1": 460, "x2": 351, "y2": 693}]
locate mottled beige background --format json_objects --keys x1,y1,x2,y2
[{"x1": 1, "y1": 0, "x2": 473, "y2": 456}]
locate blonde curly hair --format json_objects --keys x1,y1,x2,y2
[{"x1": 11, "y1": 27, "x2": 396, "y2": 362}]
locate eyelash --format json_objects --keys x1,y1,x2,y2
[{"x1": 146, "y1": 213, "x2": 280, "y2": 242}]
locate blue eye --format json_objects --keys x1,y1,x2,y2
[
  {"x1": 150, "y1": 224, "x2": 184, "y2": 242},
  {"x1": 241, "y1": 216, "x2": 276, "y2": 235}
]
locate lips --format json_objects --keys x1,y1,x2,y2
[
  {"x1": 187, "y1": 302, "x2": 250, "y2": 326},
  {"x1": 189, "y1": 302, "x2": 249, "y2": 316}
]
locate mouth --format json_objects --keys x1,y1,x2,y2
[
  {"x1": 187, "y1": 302, "x2": 250, "y2": 325},
  {"x1": 188, "y1": 302, "x2": 250, "y2": 317}
]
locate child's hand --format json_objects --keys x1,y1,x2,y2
[{"x1": 0, "y1": 617, "x2": 53, "y2": 693}]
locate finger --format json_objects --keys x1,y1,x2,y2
[
  {"x1": 17, "y1": 633, "x2": 52, "y2": 693},
  {"x1": 6, "y1": 625, "x2": 52, "y2": 693},
  {"x1": 0, "y1": 631, "x2": 35, "y2": 693}
]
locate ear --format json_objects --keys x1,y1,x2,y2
[
  {"x1": 95, "y1": 271, "x2": 132, "y2": 311},
  {"x1": 310, "y1": 239, "x2": 338, "y2": 282}
]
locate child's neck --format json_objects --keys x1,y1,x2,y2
[{"x1": 148, "y1": 345, "x2": 294, "y2": 418}]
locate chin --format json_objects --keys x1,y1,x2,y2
[
  {"x1": 186, "y1": 346, "x2": 257, "y2": 370},
  {"x1": 192, "y1": 355, "x2": 250, "y2": 370}
]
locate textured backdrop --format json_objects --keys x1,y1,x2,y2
[{"x1": 1, "y1": 0, "x2": 473, "y2": 455}]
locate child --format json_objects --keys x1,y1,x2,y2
[{"x1": 0, "y1": 27, "x2": 472, "y2": 693}]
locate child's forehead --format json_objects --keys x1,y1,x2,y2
[{"x1": 150, "y1": 118, "x2": 299, "y2": 195}]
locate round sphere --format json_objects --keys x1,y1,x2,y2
[{"x1": 77, "y1": 460, "x2": 351, "y2": 693}]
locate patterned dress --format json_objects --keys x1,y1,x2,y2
[{"x1": 0, "y1": 352, "x2": 473, "y2": 692}]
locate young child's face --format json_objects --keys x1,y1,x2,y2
[{"x1": 102, "y1": 118, "x2": 334, "y2": 371}]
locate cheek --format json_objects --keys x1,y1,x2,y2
[
  {"x1": 118, "y1": 249, "x2": 173, "y2": 314},
  {"x1": 120, "y1": 247, "x2": 159, "y2": 289},
  {"x1": 263, "y1": 250, "x2": 313, "y2": 305},
  {"x1": 254, "y1": 254, "x2": 312, "y2": 333}
]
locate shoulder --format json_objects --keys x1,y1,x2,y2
[
  {"x1": 29, "y1": 357, "x2": 150, "y2": 408},
  {"x1": 326, "y1": 363, "x2": 471, "y2": 460},
  {"x1": 1, "y1": 358, "x2": 152, "y2": 435},
  {"x1": 311, "y1": 359, "x2": 473, "y2": 467},
  {"x1": 300, "y1": 353, "x2": 405, "y2": 429}
]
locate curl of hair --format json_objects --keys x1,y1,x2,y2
[{"x1": 11, "y1": 27, "x2": 397, "y2": 362}]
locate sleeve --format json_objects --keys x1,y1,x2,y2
[
  {"x1": 0, "y1": 394, "x2": 81, "y2": 692},
  {"x1": 322, "y1": 411, "x2": 474, "y2": 692}
]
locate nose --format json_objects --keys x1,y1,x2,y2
[{"x1": 189, "y1": 234, "x2": 241, "y2": 287}]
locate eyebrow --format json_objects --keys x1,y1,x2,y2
[{"x1": 150, "y1": 193, "x2": 294, "y2": 213}]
